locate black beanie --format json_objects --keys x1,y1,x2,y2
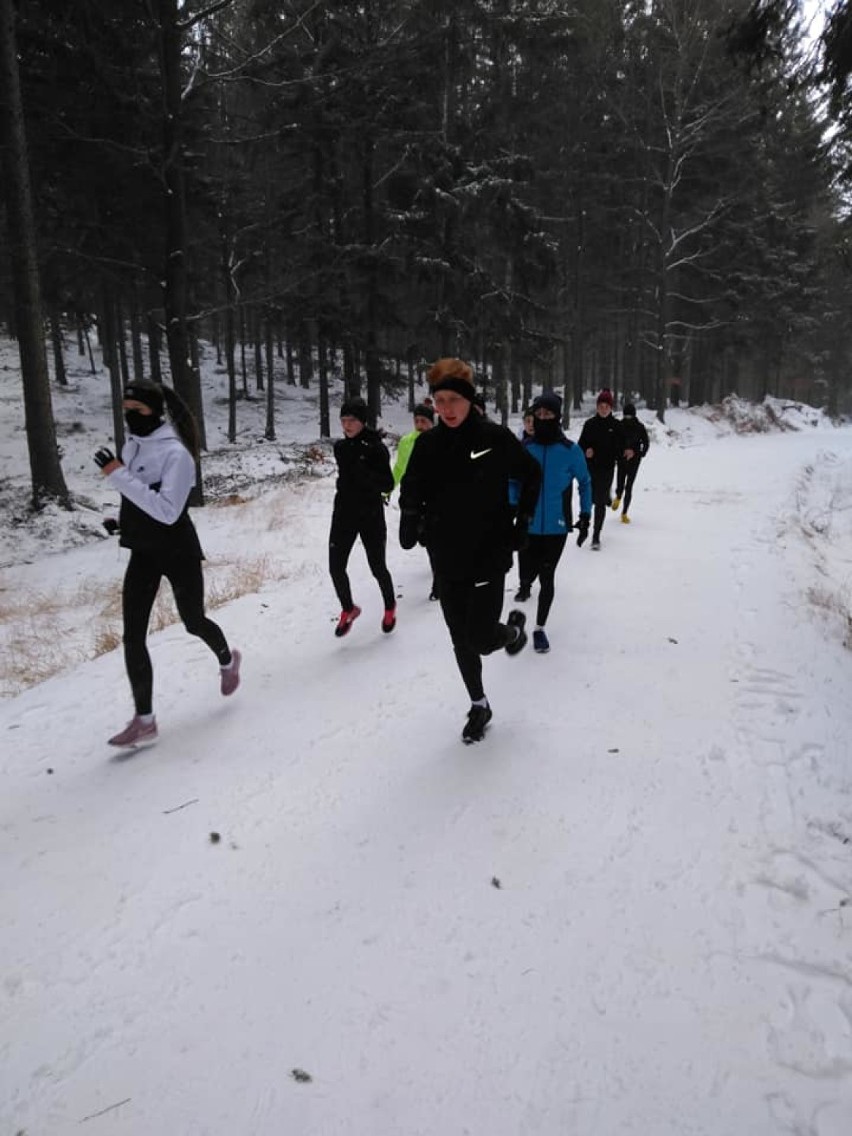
[
  {"x1": 340, "y1": 397, "x2": 368, "y2": 424},
  {"x1": 124, "y1": 382, "x2": 164, "y2": 418},
  {"x1": 413, "y1": 403, "x2": 434, "y2": 422},
  {"x1": 531, "y1": 391, "x2": 562, "y2": 418},
  {"x1": 623, "y1": 402, "x2": 637, "y2": 417}
]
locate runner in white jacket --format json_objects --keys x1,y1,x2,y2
[{"x1": 94, "y1": 381, "x2": 241, "y2": 747}]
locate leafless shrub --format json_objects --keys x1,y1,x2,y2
[{"x1": 1, "y1": 554, "x2": 284, "y2": 696}]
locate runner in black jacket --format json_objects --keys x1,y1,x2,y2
[
  {"x1": 613, "y1": 403, "x2": 650, "y2": 524},
  {"x1": 329, "y1": 397, "x2": 397, "y2": 637},
  {"x1": 399, "y1": 358, "x2": 541, "y2": 743},
  {"x1": 577, "y1": 388, "x2": 624, "y2": 549}
]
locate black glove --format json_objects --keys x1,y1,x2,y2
[
  {"x1": 94, "y1": 446, "x2": 116, "y2": 470},
  {"x1": 400, "y1": 511, "x2": 424, "y2": 550},
  {"x1": 575, "y1": 513, "x2": 590, "y2": 547},
  {"x1": 512, "y1": 516, "x2": 530, "y2": 552},
  {"x1": 102, "y1": 517, "x2": 120, "y2": 536}
]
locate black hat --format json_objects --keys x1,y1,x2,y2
[
  {"x1": 531, "y1": 391, "x2": 562, "y2": 417},
  {"x1": 427, "y1": 358, "x2": 476, "y2": 401},
  {"x1": 623, "y1": 402, "x2": 637, "y2": 417},
  {"x1": 340, "y1": 397, "x2": 368, "y2": 424},
  {"x1": 413, "y1": 403, "x2": 434, "y2": 422},
  {"x1": 124, "y1": 381, "x2": 164, "y2": 418}
]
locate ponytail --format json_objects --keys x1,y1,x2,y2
[{"x1": 161, "y1": 384, "x2": 200, "y2": 461}]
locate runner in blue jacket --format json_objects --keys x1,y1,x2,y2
[{"x1": 511, "y1": 392, "x2": 591, "y2": 653}]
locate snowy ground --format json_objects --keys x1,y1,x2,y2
[{"x1": 2, "y1": 344, "x2": 852, "y2": 1134}]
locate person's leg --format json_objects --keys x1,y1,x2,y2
[
  {"x1": 164, "y1": 557, "x2": 232, "y2": 664},
  {"x1": 439, "y1": 579, "x2": 486, "y2": 701},
  {"x1": 359, "y1": 508, "x2": 396, "y2": 610},
  {"x1": 426, "y1": 545, "x2": 439, "y2": 599},
  {"x1": 328, "y1": 511, "x2": 359, "y2": 611},
  {"x1": 534, "y1": 534, "x2": 568, "y2": 627},
  {"x1": 515, "y1": 544, "x2": 536, "y2": 599},
  {"x1": 521, "y1": 537, "x2": 545, "y2": 604},
  {"x1": 615, "y1": 459, "x2": 626, "y2": 500},
  {"x1": 467, "y1": 576, "x2": 517, "y2": 655},
  {"x1": 622, "y1": 459, "x2": 639, "y2": 515},
  {"x1": 592, "y1": 470, "x2": 612, "y2": 542},
  {"x1": 122, "y1": 552, "x2": 162, "y2": 716}
]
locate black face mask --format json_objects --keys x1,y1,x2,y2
[
  {"x1": 533, "y1": 417, "x2": 561, "y2": 444},
  {"x1": 124, "y1": 410, "x2": 162, "y2": 437}
]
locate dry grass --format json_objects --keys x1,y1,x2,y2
[
  {"x1": 0, "y1": 553, "x2": 286, "y2": 697},
  {"x1": 806, "y1": 583, "x2": 852, "y2": 649}
]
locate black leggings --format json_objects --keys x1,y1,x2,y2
[
  {"x1": 591, "y1": 467, "x2": 615, "y2": 539},
  {"x1": 616, "y1": 457, "x2": 641, "y2": 514},
  {"x1": 438, "y1": 576, "x2": 513, "y2": 702},
  {"x1": 123, "y1": 552, "x2": 231, "y2": 716},
  {"x1": 329, "y1": 505, "x2": 396, "y2": 612},
  {"x1": 520, "y1": 534, "x2": 568, "y2": 627}
]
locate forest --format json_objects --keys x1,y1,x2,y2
[{"x1": 3, "y1": 0, "x2": 852, "y2": 506}]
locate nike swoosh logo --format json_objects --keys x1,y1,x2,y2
[{"x1": 470, "y1": 449, "x2": 492, "y2": 460}]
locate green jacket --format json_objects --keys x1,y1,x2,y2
[{"x1": 392, "y1": 429, "x2": 421, "y2": 488}]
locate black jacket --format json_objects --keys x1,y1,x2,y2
[
  {"x1": 400, "y1": 413, "x2": 541, "y2": 581},
  {"x1": 619, "y1": 416, "x2": 650, "y2": 460},
  {"x1": 578, "y1": 413, "x2": 624, "y2": 471},
  {"x1": 333, "y1": 428, "x2": 394, "y2": 511}
]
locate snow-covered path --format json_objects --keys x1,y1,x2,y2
[{"x1": 3, "y1": 428, "x2": 852, "y2": 1135}]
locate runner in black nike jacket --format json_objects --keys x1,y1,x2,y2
[{"x1": 399, "y1": 357, "x2": 541, "y2": 743}]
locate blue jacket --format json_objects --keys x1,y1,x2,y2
[{"x1": 511, "y1": 436, "x2": 592, "y2": 535}]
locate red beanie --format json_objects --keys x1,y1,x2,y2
[{"x1": 596, "y1": 389, "x2": 614, "y2": 406}]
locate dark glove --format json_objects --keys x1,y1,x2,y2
[
  {"x1": 400, "y1": 511, "x2": 424, "y2": 550},
  {"x1": 575, "y1": 513, "x2": 590, "y2": 547},
  {"x1": 102, "y1": 517, "x2": 120, "y2": 536},
  {"x1": 94, "y1": 446, "x2": 116, "y2": 470},
  {"x1": 512, "y1": 516, "x2": 530, "y2": 552}
]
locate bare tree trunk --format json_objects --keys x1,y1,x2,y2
[
  {"x1": 129, "y1": 291, "x2": 145, "y2": 382},
  {"x1": 147, "y1": 314, "x2": 163, "y2": 383},
  {"x1": 153, "y1": 0, "x2": 204, "y2": 440},
  {"x1": 49, "y1": 304, "x2": 67, "y2": 386},
  {"x1": 101, "y1": 285, "x2": 126, "y2": 452},
  {"x1": 299, "y1": 322, "x2": 313, "y2": 389},
  {"x1": 116, "y1": 296, "x2": 130, "y2": 386},
  {"x1": 318, "y1": 324, "x2": 331, "y2": 438},
  {"x1": 264, "y1": 308, "x2": 275, "y2": 441},
  {"x1": 0, "y1": 0, "x2": 69, "y2": 506},
  {"x1": 239, "y1": 303, "x2": 248, "y2": 397}
]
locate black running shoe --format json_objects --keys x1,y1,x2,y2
[
  {"x1": 513, "y1": 586, "x2": 531, "y2": 602},
  {"x1": 504, "y1": 609, "x2": 527, "y2": 655},
  {"x1": 462, "y1": 704, "x2": 493, "y2": 744}
]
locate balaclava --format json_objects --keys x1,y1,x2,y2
[{"x1": 124, "y1": 383, "x2": 165, "y2": 437}]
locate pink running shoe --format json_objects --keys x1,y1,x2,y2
[
  {"x1": 334, "y1": 605, "x2": 361, "y2": 638},
  {"x1": 108, "y1": 716, "x2": 158, "y2": 747},
  {"x1": 381, "y1": 607, "x2": 397, "y2": 634},
  {"x1": 220, "y1": 648, "x2": 242, "y2": 696}
]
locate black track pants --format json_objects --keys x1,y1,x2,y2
[
  {"x1": 616, "y1": 457, "x2": 641, "y2": 514},
  {"x1": 329, "y1": 505, "x2": 396, "y2": 612},
  {"x1": 123, "y1": 551, "x2": 231, "y2": 716},
  {"x1": 590, "y1": 467, "x2": 615, "y2": 539},
  {"x1": 522, "y1": 533, "x2": 568, "y2": 627},
  {"x1": 438, "y1": 576, "x2": 513, "y2": 702}
]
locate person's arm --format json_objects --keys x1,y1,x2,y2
[
  {"x1": 639, "y1": 423, "x2": 650, "y2": 457},
  {"x1": 506, "y1": 430, "x2": 541, "y2": 522},
  {"x1": 107, "y1": 448, "x2": 196, "y2": 524},
  {"x1": 371, "y1": 439, "x2": 395, "y2": 495},
  {"x1": 392, "y1": 433, "x2": 415, "y2": 488},
  {"x1": 399, "y1": 436, "x2": 429, "y2": 548},
  {"x1": 571, "y1": 447, "x2": 593, "y2": 515}
]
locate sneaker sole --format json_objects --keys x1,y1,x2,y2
[{"x1": 108, "y1": 735, "x2": 158, "y2": 749}]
